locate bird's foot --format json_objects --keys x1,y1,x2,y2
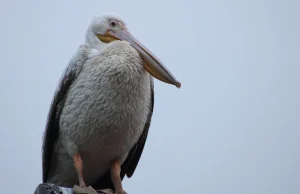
[
  {"x1": 115, "y1": 189, "x2": 127, "y2": 194},
  {"x1": 73, "y1": 185, "x2": 98, "y2": 194}
]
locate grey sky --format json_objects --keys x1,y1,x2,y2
[{"x1": 0, "y1": 0, "x2": 299, "y2": 193}]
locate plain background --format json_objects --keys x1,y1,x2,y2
[{"x1": 0, "y1": 0, "x2": 299, "y2": 193}]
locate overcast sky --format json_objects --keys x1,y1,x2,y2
[{"x1": 0, "y1": 0, "x2": 299, "y2": 194}]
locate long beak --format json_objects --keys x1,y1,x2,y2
[{"x1": 106, "y1": 29, "x2": 181, "y2": 88}]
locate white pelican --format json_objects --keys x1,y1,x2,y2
[{"x1": 42, "y1": 12, "x2": 181, "y2": 194}]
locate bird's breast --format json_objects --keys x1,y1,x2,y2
[{"x1": 59, "y1": 43, "x2": 151, "y2": 161}]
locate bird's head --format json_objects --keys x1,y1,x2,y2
[{"x1": 86, "y1": 12, "x2": 181, "y2": 88}]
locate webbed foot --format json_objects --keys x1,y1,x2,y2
[{"x1": 96, "y1": 188, "x2": 115, "y2": 194}]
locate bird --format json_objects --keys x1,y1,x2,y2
[{"x1": 42, "y1": 12, "x2": 181, "y2": 194}]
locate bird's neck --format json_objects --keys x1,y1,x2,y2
[{"x1": 85, "y1": 25, "x2": 107, "y2": 51}]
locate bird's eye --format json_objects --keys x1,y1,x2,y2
[{"x1": 110, "y1": 21, "x2": 116, "y2": 27}]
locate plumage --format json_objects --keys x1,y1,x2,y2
[
  {"x1": 42, "y1": 12, "x2": 180, "y2": 194},
  {"x1": 43, "y1": 44, "x2": 97, "y2": 183},
  {"x1": 43, "y1": 41, "x2": 153, "y2": 188}
]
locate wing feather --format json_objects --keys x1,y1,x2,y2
[
  {"x1": 42, "y1": 44, "x2": 98, "y2": 182},
  {"x1": 122, "y1": 78, "x2": 154, "y2": 178},
  {"x1": 92, "y1": 79, "x2": 154, "y2": 191}
]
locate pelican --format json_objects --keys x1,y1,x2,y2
[{"x1": 42, "y1": 12, "x2": 181, "y2": 194}]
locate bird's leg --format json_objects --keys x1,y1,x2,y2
[
  {"x1": 74, "y1": 153, "x2": 86, "y2": 187},
  {"x1": 110, "y1": 160, "x2": 127, "y2": 194},
  {"x1": 72, "y1": 153, "x2": 97, "y2": 194}
]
